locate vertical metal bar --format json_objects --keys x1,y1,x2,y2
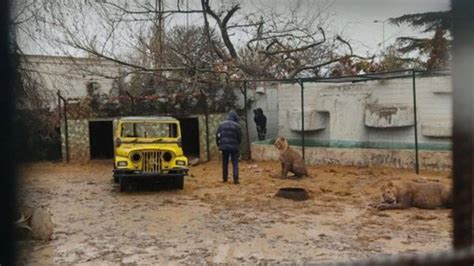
[
  {"x1": 452, "y1": 0, "x2": 473, "y2": 249},
  {"x1": 244, "y1": 81, "x2": 251, "y2": 159},
  {"x1": 412, "y1": 70, "x2": 419, "y2": 174},
  {"x1": 0, "y1": 0, "x2": 17, "y2": 262},
  {"x1": 57, "y1": 90, "x2": 61, "y2": 122},
  {"x1": 57, "y1": 91, "x2": 63, "y2": 160},
  {"x1": 298, "y1": 80, "x2": 305, "y2": 160},
  {"x1": 125, "y1": 91, "x2": 134, "y2": 115},
  {"x1": 204, "y1": 89, "x2": 210, "y2": 162},
  {"x1": 64, "y1": 98, "x2": 69, "y2": 163}
]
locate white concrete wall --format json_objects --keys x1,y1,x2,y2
[
  {"x1": 22, "y1": 55, "x2": 123, "y2": 109},
  {"x1": 277, "y1": 75, "x2": 452, "y2": 147},
  {"x1": 235, "y1": 83, "x2": 280, "y2": 143}
]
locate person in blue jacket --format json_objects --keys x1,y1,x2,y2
[{"x1": 216, "y1": 111, "x2": 242, "y2": 184}]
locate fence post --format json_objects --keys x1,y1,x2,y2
[
  {"x1": 63, "y1": 97, "x2": 69, "y2": 163},
  {"x1": 125, "y1": 90, "x2": 135, "y2": 115},
  {"x1": 244, "y1": 81, "x2": 251, "y2": 159},
  {"x1": 57, "y1": 90, "x2": 61, "y2": 122},
  {"x1": 57, "y1": 91, "x2": 69, "y2": 163},
  {"x1": 201, "y1": 88, "x2": 211, "y2": 162},
  {"x1": 452, "y1": 0, "x2": 473, "y2": 250},
  {"x1": 298, "y1": 79, "x2": 305, "y2": 160},
  {"x1": 412, "y1": 70, "x2": 419, "y2": 174}
]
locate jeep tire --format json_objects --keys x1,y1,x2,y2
[
  {"x1": 175, "y1": 176, "x2": 184, "y2": 190},
  {"x1": 119, "y1": 176, "x2": 128, "y2": 192}
]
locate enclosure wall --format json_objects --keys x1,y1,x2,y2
[{"x1": 277, "y1": 75, "x2": 452, "y2": 149}]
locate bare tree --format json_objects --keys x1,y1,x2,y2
[
  {"x1": 17, "y1": 0, "x2": 372, "y2": 80},
  {"x1": 200, "y1": 0, "x2": 371, "y2": 79},
  {"x1": 12, "y1": 0, "x2": 55, "y2": 109}
]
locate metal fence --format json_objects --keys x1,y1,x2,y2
[{"x1": 240, "y1": 69, "x2": 454, "y2": 174}]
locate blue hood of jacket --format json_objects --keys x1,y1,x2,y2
[{"x1": 227, "y1": 111, "x2": 239, "y2": 123}]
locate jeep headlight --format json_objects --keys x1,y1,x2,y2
[
  {"x1": 117, "y1": 161, "x2": 128, "y2": 167},
  {"x1": 162, "y1": 152, "x2": 173, "y2": 162},
  {"x1": 176, "y1": 160, "x2": 186, "y2": 166},
  {"x1": 131, "y1": 153, "x2": 141, "y2": 163}
]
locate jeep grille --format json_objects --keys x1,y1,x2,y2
[{"x1": 142, "y1": 151, "x2": 161, "y2": 173}]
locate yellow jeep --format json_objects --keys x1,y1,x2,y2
[{"x1": 113, "y1": 116, "x2": 189, "y2": 191}]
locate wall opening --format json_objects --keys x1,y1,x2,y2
[
  {"x1": 178, "y1": 117, "x2": 200, "y2": 157},
  {"x1": 89, "y1": 120, "x2": 114, "y2": 159}
]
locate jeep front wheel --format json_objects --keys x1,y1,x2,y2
[
  {"x1": 174, "y1": 176, "x2": 184, "y2": 190},
  {"x1": 119, "y1": 177, "x2": 128, "y2": 192}
]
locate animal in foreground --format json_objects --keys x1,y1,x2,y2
[
  {"x1": 377, "y1": 180, "x2": 452, "y2": 210},
  {"x1": 16, "y1": 205, "x2": 54, "y2": 240},
  {"x1": 274, "y1": 136, "x2": 308, "y2": 178}
]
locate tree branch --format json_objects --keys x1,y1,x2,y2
[
  {"x1": 201, "y1": 0, "x2": 239, "y2": 59},
  {"x1": 105, "y1": 2, "x2": 203, "y2": 15},
  {"x1": 262, "y1": 27, "x2": 326, "y2": 55}
]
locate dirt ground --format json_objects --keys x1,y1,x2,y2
[{"x1": 16, "y1": 160, "x2": 452, "y2": 264}]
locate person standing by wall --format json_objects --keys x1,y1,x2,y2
[
  {"x1": 253, "y1": 108, "x2": 267, "y2": 141},
  {"x1": 216, "y1": 111, "x2": 242, "y2": 184}
]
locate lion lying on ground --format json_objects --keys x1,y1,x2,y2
[
  {"x1": 377, "y1": 180, "x2": 452, "y2": 210},
  {"x1": 274, "y1": 136, "x2": 308, "y2": 178}
]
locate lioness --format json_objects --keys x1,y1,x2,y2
[
  {"x1": 274, "y1": 137, "x2": 308, "y2": 178},
  {"x1": 377, "y1": 180, "x2": 452, "y2": 210}
]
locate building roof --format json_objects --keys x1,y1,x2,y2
[{"x1": 119, "y1": 116, "x2": 179, "y2": 122}]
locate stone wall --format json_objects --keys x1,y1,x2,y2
[
  {"x1": 61, "y1": 119, "x2": 90, "y2": 162},
  {"x1": 62, "y1": 114, "x2": 231, "y2": 163},
  {"x1": 198, "y1": 113, "x2": 227, "y2": 161}
]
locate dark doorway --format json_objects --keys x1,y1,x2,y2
[
  {"x1": 89, "y1": 120, "x2": 114, "y2": 159},
  {"x1": 178, "y1": 117, "x2": 200, "y2": 157}
]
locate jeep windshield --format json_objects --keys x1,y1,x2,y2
[{"x1": 120, "y1": 121, "x2": 179, "y2": 142}]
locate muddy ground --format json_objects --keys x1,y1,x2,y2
[{"x1": 17, "y1": 160, "x2": 452, "y2": 264}]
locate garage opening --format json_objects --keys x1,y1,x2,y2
[
  {"x1": 89, "y1": 120, "x2": 114, "y2": 159},
  {"x1": 178, "y1": 117, "x2": 200, "y2": 157}
]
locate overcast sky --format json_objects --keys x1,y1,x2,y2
[
  {"x1": 160, "y1": 0, "x2": 451, "y2": 55},
  {"x1": 18, "y1": 0, "x2": 451, "y2": 57},
  {"x1": 327, "y1": 0, "x2": 450, "y2": 54},
  {"x1": 231, "y1": 0, "x2": 451, "y2": 55}
]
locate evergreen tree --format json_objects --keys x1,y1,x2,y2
[{"x1": 390, "y1": 11, "x2": 451, "y2": 70}]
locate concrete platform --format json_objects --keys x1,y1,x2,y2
[
  {"x1": 287, "y1": 107, "x2": 328, "y2": 131},
  {"x1": 364, "y1": 104, "x2": 414, "y2": 128},
  {"x1": 422, "y1": 120, "x2": 452, "y2": 137}
]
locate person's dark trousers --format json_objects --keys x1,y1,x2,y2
[
  {"x1": 257, "y1": 130, "x2": 266, "y2": 141},
  {"x1": 222, "y1": 150, "x2": 239, "y2": 183},
  {"x1": 257, "y1": 126, "x2": 266, "y2": 141}
]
